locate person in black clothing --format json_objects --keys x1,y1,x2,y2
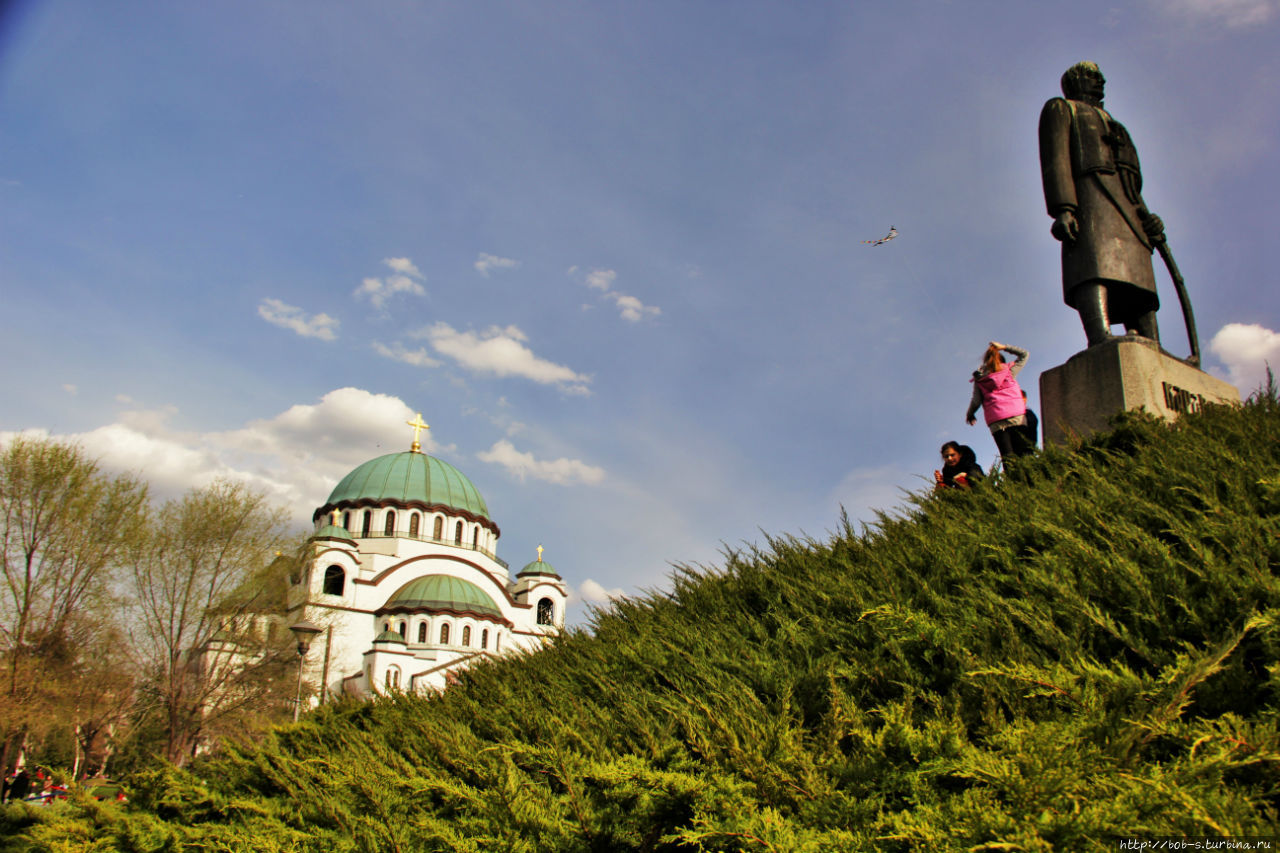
[
  {"x1": 7, "y1": 769, "x2": 30, "y2": 803},
  {"x1": 935, "y1": 442, "x2": 984, "y2": 491},
  {"x1": 1016, "y1": 390, "x2": 1039, "y2": 453}
]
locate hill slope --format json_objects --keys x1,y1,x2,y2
[{"x1": 10, "y1": 396, "x2": 1280, "y2": 851}]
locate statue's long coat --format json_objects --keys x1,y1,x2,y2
[{"x1": 1039, "y1": 97, "x2": 1159, "y2": 321}]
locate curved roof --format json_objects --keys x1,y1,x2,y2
[
  {"x1": 518, "y1": 558, "x2": 561, "y2": 578},
  {"x1": 372, "y1": 629, "x2": 405, "y2": 644},
  {"x1": 326, "y1": 452, "x2": 489, "y2": 518},
  {"x1": 314, "y1": 523, "x2": 353, "y2": 540},
  {"x1": 383, "y1": 574, "x2": 502, "y2": 617}
]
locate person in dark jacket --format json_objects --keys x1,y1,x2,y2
[
  {"x1": 1017, "y1": 390, "x2": 1039, "y2": 453},
  {"x1": 935, "y1": 442, "x2": 984, "y2": 491},
  {"x1": 7, "y1": 769, "x2": 31, "y2": 803}
]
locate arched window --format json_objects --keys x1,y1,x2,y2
[
  {"x1": 343, "y1": 511, "x2": 351, "y2": 530},
  {"x1": 323, "y1": 565, "x2": 345, "y2": 596},
  {"x1": 439, "y1": 623, "x2": 450, "y2": 644},
  {"x1": 361, "y1": 510, "x2": 372, "y2": 537},
  {"x1": 454, "y1": 521, "x2": 463, "y2": 544},
  {"x1": 461, "y1": 626, "x2": 471, "y2": 646},
  {"x1": 433, "y1": 516, "x2": 443, "y2": 540},
  {"x1": 409, "y1": 513, "x2": 420, "y2": 538},
  {"x1": 397, "y1": 621, "x2": 406, "y2": 638},
  {"x1": 496, "y1": 634, "x2": 502, "y2": 652},
  {"x1": 481, "y1": 629, "x2": 489, "y2": 649},
  {"x1": 537, "y1": 598, "x2": 554, "y2": 626},
  {"x1": 472, "y1": 527, "x2": 479, "y2": 549},
  {"x1": 417, "y1": 622, "x2": 427, "y2": 644},
  {"x1": 384, "y1": 511, "x2": 396, "y2": 536},
  {"x1": 386, "y1": 666, "x2": 400, "y2": 689}
]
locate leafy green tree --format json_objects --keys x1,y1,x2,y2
[
  {"x1": 127, "y1": 481, "x2": 298, "y2": 766},
  {"x1": 0, "y1": 437, "x2": 148, "y2": 776}
]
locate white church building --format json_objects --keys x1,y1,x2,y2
[{"x1": 283, "y1": 416, "x2": 567, "y2": 699}]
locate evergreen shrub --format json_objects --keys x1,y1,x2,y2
[{"x1": 7, "y1": 395, "x2": 1279, "y2": 851}]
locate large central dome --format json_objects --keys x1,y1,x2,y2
[{"x1": 325, "y1": 452, "x2": 490, "y2": 518}]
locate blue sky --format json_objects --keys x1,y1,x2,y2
[{"x1": 2, "y1": 0, "x2": 1277, "y2": 621}]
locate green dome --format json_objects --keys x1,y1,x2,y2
[
  {"x1": 314, "y1": 523, "x2": 353, "y2": 540},
  {"x1": 519, "y1": 558, "x2": 560, "y2": 578},
  {"x1": 384, "y1": 575, "x2": 501, "y2": 618},
  {"x1": 326, "y1": 452, "x2": 489, "y2": 518},
  {"x1": 372, "y1": 629, "x2": 405, "y2": 644}
]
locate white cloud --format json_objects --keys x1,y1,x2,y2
[
  {"x1": 585, "y1": 269, "x2": 617, "y2": 290},
  {"x1": 612, "y1": 293, "x2": 661, "y2": 323},
  {"x1": 0, "y1": 388, "x2": 438, "y2": 524},
  {"x1": 354, "y1": 257, "x2": 426, "y2": 309},
  {"x1": 1209, "y1": 323, "x2": 1280, "y2": 391},
  {"x1": 476, "y1": 439, "x2": 605, "y2": 486},
  {"x1": 383, "y1": 257, "x2": 423, "y2": 278},
  {"x1": 62, "y1": 384, "x2": 77, "y2": 395},
  {"x1": 418, "y1": 323, "x2": 591, "y2": 393},
  {"x1": 573, "y1": 578, "x2": 626, "y2": 604},
  {"x1": 257, "y1": 298, "x2": 340, "y2": 341},
  {"x1": 1154, "y1": 0, "x2": 1276, "y2": 27},
  {"x1": 474, "y1": 253, "x2": 519, "y2": 277},
  {"x1": 579, "y1": 268, "x2": 661, "y2": 323},
  {"x1": 372, "y1": 341, "x2": 442, "y2": 368}
]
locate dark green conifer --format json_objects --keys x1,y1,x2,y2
[{"x1": 7, "y1": 394, "x2": 1279, "y2": 851}]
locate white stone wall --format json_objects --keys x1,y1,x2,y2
[{"x1": 294, "y1": 508, "x2": 565, "y2": 700}]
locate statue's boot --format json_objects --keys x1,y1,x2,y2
[{"x1": 1076, "y1": 283, "x2": 1112, "y2": 347}]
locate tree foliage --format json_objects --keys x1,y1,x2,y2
[
  {"x1": 0, "y1": 437, "x2": 148, "y2": 775},
  {"x1": 128, "y1": 480, "x2": 297, "y2": 766},
  {"x1": 7, "y1": 396, "x2": 1280, "y2": 850}
]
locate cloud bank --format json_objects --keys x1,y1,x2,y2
[
  {"x1": 0, "y1": 388, "x2": 428, "y2": 523},
  {"x1": 1210, "y1": 323, "x2": 1280, "y2": 392}
]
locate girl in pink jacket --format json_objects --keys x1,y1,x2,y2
[{"x1": 966, "y1": 342, "x2": 1033, "y2": 460}]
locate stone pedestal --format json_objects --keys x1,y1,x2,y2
[{"x1": 1039, "y1": 337, "x2": 1240, "y2": 446}]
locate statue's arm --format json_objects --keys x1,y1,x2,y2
[{"x1": 1039, "y1": 99, "x2": 1078, "y2": 239}]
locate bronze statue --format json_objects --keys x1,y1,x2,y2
[{"x1": 1039, "y1": 62, "x2": 1199, "y2": 359}]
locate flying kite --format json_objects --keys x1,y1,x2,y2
[{"x1": 863, "y1": 226, "x2": 898, "y2": 246}]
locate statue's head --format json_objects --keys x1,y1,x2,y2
[{"x1": 1061, "y1": 61, "x2": 1105, "y2": 103}]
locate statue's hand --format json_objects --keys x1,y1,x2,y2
[
  {"x1": 1050, "y1": 210, "x2": 1078, "y2": 243},
  {"x1": 1142, "y1": 213, "x2": 1165, "y2": 240}
]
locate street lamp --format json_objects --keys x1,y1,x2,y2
[{"x1": 288, "y1": 620, "x2": 323, "y2": 722}]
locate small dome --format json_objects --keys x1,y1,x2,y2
[
  {"x1": 518, "y1": 546, "x2": 560, "y2": 578},
  {"x1": 384, "y1": 574, "x2": 501, "y2": 618},
  {"x1": 518, "y1": 558, "x2": 561, "y2": 578},
  {"x1": 325, "y1": 452, "x2": 489, "y2": 519},
  {"x1": 372, "y1": 629, "x2": 405, "y2": 644},
  {"x1": 314, "y1": 523, "x2": 353, "y2": 540}
]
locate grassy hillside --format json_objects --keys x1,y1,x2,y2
[{"x1": 8, "y1": 395, "x2": 1280, "y2": 851}]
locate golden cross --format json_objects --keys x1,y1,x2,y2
[
  {"x1": 406, "y1": 413, "x2": 430, "y2": 452},
  {"x1": 536, "y1": 544, "x2": 543, "y2": 562}
]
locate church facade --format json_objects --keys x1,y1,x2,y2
[{"x1": 283, "y1": 417, "x2": 567, "y2": 699}]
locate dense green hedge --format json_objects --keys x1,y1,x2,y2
[{"x1": 8, "y1": 395, "x2": 1279, "y2": 851}]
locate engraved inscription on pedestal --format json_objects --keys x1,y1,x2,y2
[{"x1": 1039, "y1": 337, "x2": 1239, "y2": 446}]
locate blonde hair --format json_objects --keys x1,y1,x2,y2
[{"x1": 981, "y1": 344, "x2": 1004, "y2": 375}]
